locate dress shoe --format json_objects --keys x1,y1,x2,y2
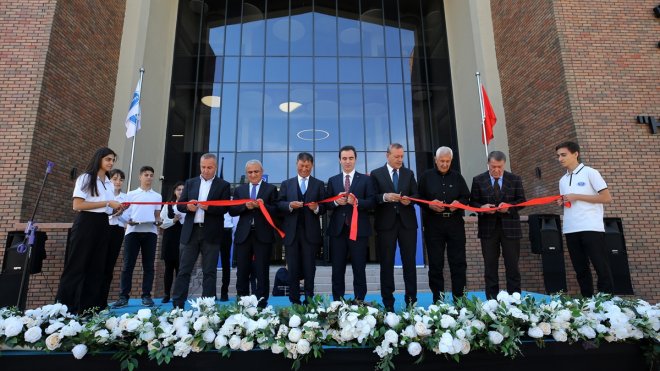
[
  {"x1": 110, "y1": 297, "x2": 129, "y2": 309},
  {"x1": 161, "y1": 296, "x2": 170, "y2": 304},
  {"x1": 219, "y1": 293, "x2": 229, "y2": 302}
]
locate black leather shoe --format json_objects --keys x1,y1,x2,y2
[
  {"x1": 219, "y1": 294, "x2": 229, "y2": 302},
  {"x1": 161, "y1": 296, "x2": 170, "y2": 304}
]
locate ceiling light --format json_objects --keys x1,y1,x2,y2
[
  {"x1": 201, "y1": 95, "x2": 221, "y2": 107},
  {"x1": 279, "y1": 101, "x2": 302, "y2": 112}
]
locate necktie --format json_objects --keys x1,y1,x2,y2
[
  {"x1": 250, "y1": 184, "x2": 257, "y2": 200},
  {"x1": 392, "y1": 169, "x2": 399, "y2": 193},
  {"x1": 300, "y1": 177, "x2": 307, "y2": 195},
  {"x1": 493, "y1": 178, "x2": 501, "y2": 201},
  {"x1": 344, "y1": 174, "x2": 350, "y2": 194}
]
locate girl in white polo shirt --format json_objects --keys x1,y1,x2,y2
[{"x1": 555, "y1": 141, "x2": 614, "y2": 297}]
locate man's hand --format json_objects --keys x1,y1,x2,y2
[
  {"x1": 385, "y1": 193, "x2": 401, "y2": 202},
  {"x1": 496, "y1": 202, "x2": 509, "y2": 213},
  {"x1": 429, "y1": 199, "x2": 444, "y2": 213},
  {"x1": 335, "y1": 193, "x2": 348, "y2": 206},
  {"x1": 481, "y1": 203, "x2": 496, "y2": 214},
  {"x1": 127, "y1": 218, "x2": 139, "y2": 226},
  {"x1": 400, "y1": 196, "x2": 411, "y2": 206},
  {"x1": 290, "y1": 201, "x2": 304, "y2": 209},
  {"x1": 306, "y1": 202, "x2": 319, "y2": 211},
  {"x1": 347, "y1": 194, "x2": 357, "y2": 205},
  {"x1": 449, "y1": 200, "x2": 460, "y2": 212},
  {"x1": 187, "y1": 199, "x2": 198, "y2": 212}
]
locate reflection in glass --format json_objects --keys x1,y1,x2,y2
[
  {"x1": 314, "y1": 57, "x2": 337, "y2": 83},
  {"x1": 219, "y1": 83, "x2": 238, "y2": 151},
  {"x1": 265, "y1": 57, "x2": 289, "y2": 82},
  {"x1": 388, "y1": 84, "x2": 408, "y2": 146},
  {"x1": 290, "y1": 13, "x2": 313, "y2": 56},
  {"x1": 241, "y1": 5, "x2": 265, "y2": 56},
  {"x1": 263, "y1": 83, "x2": 288, "y2": 151},
  {"x1": 314, "y1": 152, "x2": 338, "y2": 183},
  {"x1": 364, "y1": 84, "x2": 390, "y2": 151},
  {"x1": 266, "y1": 17, "x2": 289, "y2": 56},
  {"x1": 262, "y1": 152, "x2": 288, "y2": 183},
  {"x1": 338, "y1": 2, "x2": 360, "y2": 57},
  {"x1": 240, "y1": 57, "x2": 264, "y2": 82},
  {"x1": 363, "y1": 58, "x2": 386, "y2": 83},
  {"x1": 223, "y1": 57, "x2": 240, "y2": 82},
  {"x1": 218, "y1": 153, "x2": 236, "y2": 183},
  {"x1": 236, "y1": 83, "x2": 263, "y2": 151},
  {"x1": 361, "y1": 10, "x2": 385, "y2": 57},
  {"x1": 386, "y1": 58, "x2": 402, "y2": 83},
  {"x1": 209, "y1": 26, "x2": 225, "y2": 56},
  {"x1": 290, "y1": 57, "x2": 313, "y2": 82},
  {"x1": 339, "y1": 84, "x2": 365, "y2": 151},
  {"x1": 338, "y1": 58, "x2": 362, "y2": 83},
  {"x1": 314, "y1": 12, "x2": 337, "y2": 56},
  {"x1": 314, "y1": 84, "x2": 339, "y2": 152},
  {"x1": 289, "y1": 84, "x2": 314, "y2": 152}
]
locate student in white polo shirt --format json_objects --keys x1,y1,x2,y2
[
  {"x1": 111, "y1": 166, "x2": 162, "y2": 308},
  {"x1": 555, "y1": 141, "x2": 613, "y2": 297}
]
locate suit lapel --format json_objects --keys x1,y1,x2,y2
[{"x1": 350, "y1": 173, "x2": 361, "y2": 193}]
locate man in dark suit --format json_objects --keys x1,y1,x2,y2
[
  {"x1": 469, "y1": 150, "x2": 526, "y2": 299},
  {"x1": 277, "y1": 152, "x2": 326, "y2": 305},
  {"x1": 326, "y1": 145, "x2": 376, "y2": 302},
  {"x1": 370, "y1": 143, "x2": 419, "y2": 311},
  {"x1": 229, "y1": 160, "x2": 278, "y2": 308},
  {"x1": 171, "y1": 153, "x2": 230, "y2": 308}
]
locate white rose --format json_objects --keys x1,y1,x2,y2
[
  {"x1": 239, "y1": 338, "x2": 254, "y2": 351},
  {"x1": 271, "y1": 342, "x2": 284, "y2": 354},
  {"x1": 402, "y1": 325, "x2": 416, "y2": 338},
  {"x1": 124, "y1": 318, "x2": 141, "y2": 333},
  {"x1": 364, "y1": 315, "x2": 377, "y2": 328},
  {"x1": 95, "y1": 329, "x2": 110, "y2": 340},
  {"x1": 384, "y1": 313, "x2": 400, "y2": 328},
  {"x1": 461, "y1": 339, "x2": 471, "y2": 354},
  {"x1": 4, "y1": 317, "x2": 23, "y2": 338},
  {"x1": 289, "y1": 315, "x2": 302, "y2": 328},
  {"x1": 245, "y1": 307, "x2": 258, "y2": 317},
  {"x1": 140, "y1": 329, "x2": 156, "y2": 342},
  {"x1": 414, "y1": 322, "x2": 431, "y2": 337},
  {"x1": 288, "y1": 328, "x2": 303, "y2": 343},
  {"x1": 577, "y1": 325, "x2": 596, "y2": 339},
  {"x1": 193, "y1": 316, "x2": 209, "y2": 332},
  {"x1": 136, "y1": 309, "x2": 152, "y2": 320},
  {"x1": 228, "y1": 335, "x2": 241, "y2": 350},
  {"x1": 440, "y1": 315, "x2": 456, "y2": 329},
  {"x1": 202, "y1": 329, "x2": 215, "y2": 343},
  {"x1": 173, "y1": 340, "x2": 192, "y2": 358},
  {"x1": 296, "y1": 339, "x2": 311, "y2": 354},
  {"x1": 45, "y1": 321, "x2": 65, "y2": 334},
  {"x1": 472, "y1": 320, "x2": 486, "y2": 331},
  {"x1": 539, "y1": 322, "x2": 552, "y2": 335},
  {"x1": 45, "y1": 333, "x2": 62, "y2": 350},
  {"x1": 407, "y1": 341, "x2": 422, "y2": 357},
  {"x1": 71, "y1": 344, "x2": 88, "y2": 360},
  {"x1": 24, "y1": 326, "x2": 43, "y2": 343},
  {"x1": 384, "y1": 329, "x2": 398, "y2": 345},
  {"x1": 105, "y1": 317, "x2": 119, "y2": 331},
  {"x1": 527, "y1": 326, "x2": 544, "y2": 339},
  {"x1": 552, "y1": 330, "x2": 568, "y2": 342},
  {"x1": 496, "y1": 291, "x2": 511, "y2": 303},
  {"x1": 214, "y1": 335, "x2": 228, "y2": 349},
  {"x1": 488, "y1": 331, "x2": 504, "y2": 345}
]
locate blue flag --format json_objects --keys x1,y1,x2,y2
[{"x1": 124, "y1": 78, "x2": 142, "y2": 138}]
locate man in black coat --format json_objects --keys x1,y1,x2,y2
[
  {"x1": 370, "y1": 143, "x2": 419, "y2": 311},
  {"x1": 171, "y1": 153, "x2": 230, "y2": 308},
  {"x1": 469, "y1": 151, "x2": 526, "y2": 299},
  {"x1": 229, "y1": 160, "x2": 278, "y2": 308},
  {"x1": 277, "y1": 152, "x2": 326, "y2": 305},
  {"x1": 326, "y1": 145, "x2": 376, "y2": 302}
]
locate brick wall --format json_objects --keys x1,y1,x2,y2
[{"x1": 491, "y1": 0, "x2": 660, "y2": 301}]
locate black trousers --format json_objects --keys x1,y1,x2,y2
[
  {"x1": 285, "y1": 227, "x2": 318, "y2": 304},
  {"x1": 565, "y1": 231, "x2": 613, "y2": 297},
  {"x1": 56, "y1": 211, "x2": 110, "y2": 314},
  {"x1": 163, "y1": 259, "x2": 179, "y2": 298},
  {"x1": 377, "y1": 218, "x2": 417, "y2": 308},
  {"x1": 119, "y1": 232, "x2": 157, "y2": 299},
  {"x1": 330, "y1": 226, "x2": 368, "y2": 301},
  {"x1": 101, "y1": 224, "x2": 125, "y2": 303},
  {"x1": 172, "y1": 225, "x2": 220, "y2": 307},
  {"x1": 480, "y1": 225, "x2": 521, "y2": 299},
  {"x1": 424, "y1": 216, "x2": 467, "y2": 301},
  {"x1": 235, "y1": 229, "x2": 272, "y2": 307},
  {"x1": 219, "y1": 227, "x2": 233, "y2": 295}
]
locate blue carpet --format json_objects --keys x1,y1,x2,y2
[{"x1": 109, "y1": 291, "x2": 549, "y2": 315}]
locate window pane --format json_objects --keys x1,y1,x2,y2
[
  {"x1": 388, "y1": 84, "x2": 407, "y2": 146},
  {"x1": 337, "y1": 0, "x2": 360, "y2": 56},
  {"x1": 289, "y1": 84, "x2": 314, "y2": 152},
  {"x1": 338, "y1": 58, "x2": 362, "y2": 83},
  {"x1": 220, "y1": 83, "x2": 238, "y2": 151},
  {"x1": 240, "y1": 57, "x2": 264, "y2": 82},
  {"x1": 290, "y1": 57, "x2": 313, "y2": 82},
  {"x1": 314, "y1": 12, "x2": 337, "y2": 56},
  {"x1": 236, "y1": 83, "x2": 263, "y2": 151},
  {"x1": 262, "y1": 152, "x2": 288, "y2": 184},
  {"x1": 386, "y1": 58, "x2": 402, "y2": 83},
  {"x1": 265, "y1": 56, "x2": 289, "y2": 82},
  {"x1": 384, "y1": 23, "x2": 401, "y2": 57},
  {"x1": 208, "y1": 82, "x2": 222, "y2": 151},
  {"x1": 241, "y1": 1, "x2": 265, "y2": 56},
  {"x1": 266, "y1": 17, "x2": 289, "y2": 56},
  {"x1": 314, "y1": 57, "x2": 337, "y2": 83},
  {"x1": 366, "y1": 151, "x2": 386, "y2": 173},
  {"x1": 290, "y1": 13, "x2": 313, "y2": 56},
  {"x1": 263, "y1": 83, "x2": 288, "y2": 151},
  {"x1": 363, "y1": 58, "x2": 386, "y2": 83},
  {"x1": 314, "y1": 84, "x2": 339, "y2": 152},
  {"x1": 339, "y1": 84, "x2": 364, "y2": 151},
  {"x1": 361, "y1": 9, "x2": 385, "y2": 57},
  {"x1": 209, "y1": 25, "x2": 225, "y2": 56},
  {"x1": 364, "y1": 84, "x2": 390, "y2": 151},
  {"x1": 224, "y1": 56, "x2": 240, "y2": 82},
  {"x1": 218, "y1": 152, "x2": 236, "y2": 184},
  {"x1": 314, "y1": 152, "x2": 338, "y2": 183}
]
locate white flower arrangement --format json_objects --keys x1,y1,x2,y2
[{"x1": 0, "y1": 293, "x2": 657, "y2": 371}]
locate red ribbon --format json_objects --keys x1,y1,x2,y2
[
  {"x1": 122, "y1": 199, "x2": 285, "y2": 239},
  {"x1": 305, "y1": 193, "x2": 359, "y2": 241},
  {"x1": 405, "y1": 195, "x2": 563, "y2": 213}
]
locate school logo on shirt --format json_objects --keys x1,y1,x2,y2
[{"x1": 577, "y1": 182, "x2": 586, "y2": 186}]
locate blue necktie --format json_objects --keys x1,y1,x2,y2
[
  {"x1": 392, "y1": 169, "x2": 399, "y2": 193},
  {"x1": 250, "y1": 184, "x2": 257, "y2": 200},
  {"x1": 300, "y1": 177, "x2": 307, "y2": 195}
]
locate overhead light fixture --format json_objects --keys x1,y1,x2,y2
[
  {"x1": 171, "y1": 134, "x2": 184, "y2": 137},
  {"x1": 201, "y1": 95, "x2": 221, "y2": 107},
  {"x1": 279, "y1": 101, "x2": 302, "y2": 112}
]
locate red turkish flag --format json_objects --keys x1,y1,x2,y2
[{"x1": 481, "y1": 85, "x2": 497, "y2": 144}]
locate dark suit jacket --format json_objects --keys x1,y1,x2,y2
[
  {"x1": 277, "y1": 176, "x2": 326, "y2": 246},
  {"x1": 469, "y1": 170, "x2": 526, "y2": 239},
  {"x1": 370, "y1": 165, "x2": 419, "y2": 231},
  {"x1": 229, "y1": 182, "x2": 279, "y2": 244},
  {"x1": 177, "y1": 176, "x2": 231, "y2": 244},
  {"x1": 326, "y1": 172, "x2": 376, "y2": 238}
]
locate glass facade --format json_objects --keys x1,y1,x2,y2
[{"x1": 164, "y1": 0, "x2": 458, "y2": 191}]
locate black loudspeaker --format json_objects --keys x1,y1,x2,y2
[
  {"x1": 528, "y1": 214, "x2": 567, "y2": 294},
  {"x1": 0, "y1": 274, "x2": 27, "y2": 309},
  {"x1": 603, "y1": 218, "x2": 634, "y2": 295},
  {"x1": 2, "y1": 231, "x2": 47, "y2": 275}
]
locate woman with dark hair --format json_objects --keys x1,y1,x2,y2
[
  {"x1": 56, "y1": 147, "x2": 122, "y2": 314},
  {"x1": 159, "y1": 181, "x2": 185, "y2": 303},
  {"x1": 101, "y1": 168, "x2": 128, "y2": 304}
]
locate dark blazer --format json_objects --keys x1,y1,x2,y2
[
  {"x1": 370, "y1": 165, "x2": 419, "y2": 231},
  {"x1": 326, "y1": 172, "x2": 376, "y2": 238},
  {"x1": 229, "y1": 182, "x2": 279, "y2": 244},
  {"x1": 277, "y1": 176, "x2": 326, "y2": 246},
  {"x1": 177, "y1": 176, "x2": 231, "y2": 244},
  {"x1": 469, "y1": 170, "x2": 526, "y2": 239}
]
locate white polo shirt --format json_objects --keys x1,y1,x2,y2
[
  {"x1": 72, "y1": 173, "x2": 115, "y2": 213},
  {"x1": 125, "y1": 187, "x2": 162, "y2": 235},
  {"x1": 559, "y1": 163, "x2": 608, "y2": 234}
]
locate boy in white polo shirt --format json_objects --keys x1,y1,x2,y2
[
  {"x1": 556, "y1": 141, "x2": 613, "y2": 297},
  {"x1": 111, "y1": 166, "x2": 162, "y2": 308}
]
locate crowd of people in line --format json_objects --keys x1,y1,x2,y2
[{"x1": 56, "y1": 141, "x2": 614, "y2": 314}]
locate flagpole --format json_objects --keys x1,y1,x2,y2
[
  {"x1": 127, "y1": 67, "x2": 144, "y2": 190},
  {"x1": 475, "y1": 72, "x2": 489, "y2": 167}
]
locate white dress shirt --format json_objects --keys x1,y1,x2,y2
[
  {"x1": 72, "y1": 173, "x2": 115, "y2": 213},
  {"x1": 194, "y1": 176, "x2": 214, "y2": 223}
]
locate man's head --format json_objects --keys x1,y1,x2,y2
[
  {"x1": 109, "y1": 169, "x2": 125, "y2": 191},
  {"x1": 555, "y1": 141, "x2": 580, "y2": 170},
  {"x1": 199, "y1": 153, "x2": 217, "y2": 181},
  {"x1": 296, "y1": 152, "x2": 314, "y2": 178},
  {"x1": 339, "y1": 145, "x2": 357, "y2": 174},
  {"x1": 434, "y1": 146, "x2": 453, "y2": 174},
  {"x1": 487, "y1": 151, "x2": 507, "y2": 179},
  {"x1": 139, "y1": 166, "x2": 155, "y2": 189},
  {"x1": 386, "y1": 143, "x2": 405, "y2": 170},
  {"x1": 245, "y1": 160, "x2": 264, "y2": 185}
]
